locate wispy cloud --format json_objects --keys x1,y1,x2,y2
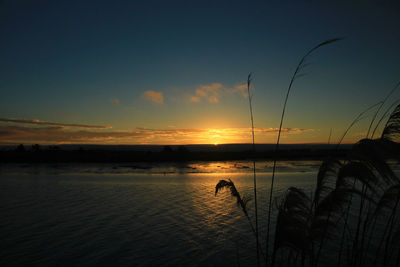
[
  {"x1": 196, "y1": 83, "x2": 223, "y2": 96},
  {"x1": 208, "y1": 95, "x2": 219, "y2": 103},
  {"x1": 254, "y1": 127, "x2": 313, "y2": 134},
  {"x1": 231, "y1": 83, "x2": 248, "y2": 98},
  {"x1": 110, "y1": 98, "x2": 120, "y2": 105},
  {"x1": 189, "y1": 96, "x2": 201, "y2": 103},
  {"x1": 143, "y1": 90, "x2": 164, "y2": 104},
  {"x1": 189, "y1": 82, "x2": 248, "y2": 103},
  {"x1": 0, "y1": 118, "x2": 111, "y2": 129},
  {"x1": 0, "y1": 125, "x2": 313, "y2": 145},
  {"x1": 192, "y1": 83, "x2": 222, "y2": 103},
  {"x1": 195, "y1": 89, "x2": 207, "y2": 97}
]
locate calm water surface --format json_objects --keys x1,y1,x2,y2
[{"x1": 0, "y1": 161, "x2": 320, "y2": 266}]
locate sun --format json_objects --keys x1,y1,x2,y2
[{"x1": 213, "y1": 142, "x2": 218, "y2": 146}]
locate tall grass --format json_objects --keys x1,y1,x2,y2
[
  {"x1": 336, "y1": 102, "x2": 382, "y2": 148},
  {"x1": 272, "y1": 102, "x2": 400, "y2": 267},
  {"x1": 367, "y1": 82, "x2": 400, "y2": 138},
  {"x1": 266, "y1": 38, "x2": 342, "y2": 267},
  {"x1": 214, "y1": 39, "x2": 400, "y2": 267},
  {"x1": 215, "y1": 178, "x2": 266, "y2": 261},
  {"x1": 247, "y1": 72, "x2": 260, "y2": 267}
]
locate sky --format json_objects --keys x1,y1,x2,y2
[{"x1": 0, "y1": 0, "x2": 399, "y2": 145}]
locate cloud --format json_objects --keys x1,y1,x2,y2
[
  {"x1": 189, "y1": 82, "x2": 248, "y2": 103},
  {"x1": 254, "y1": 127, "x2": 313, "y2": 134},
  {"x1": 0, "y1": 125, "x2": 313, "y2": 145},
  {"x1": 189, "y1": 83, "x2": 223, "y2": 103},
  {"x1": 232, "y1": 83, "x2": 248, "y2": 98},
  {"x1": 0, "y1": 125, "x2": 205, "y2": 145},
  {"x1": 143, "y1": 90, "x2": 164, "y2": 104},
  {"x1": 0, "y1": 118, "x2": 111, "y2": 129},
  {"x1": 208, "y1": 96, "x2": 219, "y2": 103},
  {"x1": 0, "y1": 125, "x2": 133, "y2": 144},
  {"x1": 198, "y1": 83, "x2": 223, "y2": 93},
  {"x1": 110, "y1": 98, "x2": 120, "y2": 105},
  {"x1": 190, "y1": 96, "x2": 201, "y2": 103},
  {"x1": 195, "y1": 88, "x2": 207, "y2": 97}
]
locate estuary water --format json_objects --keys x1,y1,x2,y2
[{"x1": 0, "y1": 161, "x2": 323, "y2": 266}]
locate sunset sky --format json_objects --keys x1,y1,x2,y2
[{"x1": 1, "y1": 0, "x2": 399, "y2": 145}]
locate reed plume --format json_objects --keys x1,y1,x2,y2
[
  {"x1": 272, "y1": 103, "x2": 400, "y2": 267},
  {"x1": 215, "y1": 179, "x2": 254, "y2": 230},
  {"x1": 212, "y1": 38, "x2": 400, "y2": 266},
  {"x1": 215, "y1": 178, "x2": 267, "y2": 262}
]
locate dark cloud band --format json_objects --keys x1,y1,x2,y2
[
  {"x1": 0, "y1": 125, "x2": 312, "y2": 145},
  {"x1": 0, "y1": 118, "x2": 111, "y2": 129}
]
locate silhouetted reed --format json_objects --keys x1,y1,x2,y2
[
  {"x1": 215, "y1": 179, "x2": 254, "y2": 233},
  {"x1": 214, "y1": 39, "x2": 400, "y2": 267},
  {"x1": 266, "y1": 38, "x2": 342, "y2": 267},
  {"x1": 336, "y1": 102, "x2": 382, "y2": 148},
  {"x1": 215, "y1": 178, "x2": 267, "y2": 262},
  {"x1": 367, "y1": 82, "x2": 400, "y2": 138},
  {"x1": 247, "y1": 72, "x2": 260, "y2": 267},
  {"x1": 275, "y1": 104, "x2": 400, "y2": 267},
  {"x1": 372, "y1": 99, "x2": 400, "y2": 139}
]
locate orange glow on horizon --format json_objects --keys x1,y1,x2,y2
[{"x1": 0, "y1": 123, "x2": 364, "y2": 145}]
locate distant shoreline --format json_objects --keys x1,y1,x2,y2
[{"x1": 0, "y1": 145, "x2": 350, "y2": 163}]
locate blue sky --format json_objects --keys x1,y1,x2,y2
[{"x1": 0, "y1": 0, "x2": 399, "y2": 144}]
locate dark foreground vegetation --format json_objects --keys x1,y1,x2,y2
[
  {"x1": 215, "y1": 38, "x2": 400, "y2": 267},
  {"x1": 216, "y1": 107, "x2": 400, "y2": 267},
  {"x1": 0, "y1": 144, "x2": 350, "y2": 163}
]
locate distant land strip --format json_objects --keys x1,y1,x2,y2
[{"x1": 0, "y1": 144, "x2": 354, "y2": 163}]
